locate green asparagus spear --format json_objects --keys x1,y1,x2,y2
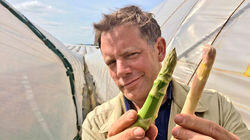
[{"x1": 131, "y1": 48, "x2": 177, "y2": 130}]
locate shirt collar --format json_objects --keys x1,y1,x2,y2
[
  {"x1": 124, "y1": 81, "x2": 173, "y2": 111},
  {"x1": 123, "y1": 79, "x2": 208, "y2": 113}
]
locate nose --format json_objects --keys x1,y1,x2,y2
[{"x1": 116, "y1": 60, "x2": 131, "y2": 78}]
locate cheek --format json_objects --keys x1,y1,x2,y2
[
  {"x1": 131, "y1": 56, "x2": 148, "y2": 70},
  {"x1": 140, "y1": 60, "x2": 160, "y2": 80},
  {"x1": 109, "y1": 70, "x2": 118, "y2": 83},
  {"x1": 135, "y1": 58, "x2": 154, "y2": 72}
]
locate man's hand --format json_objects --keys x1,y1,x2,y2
[
  {"x1": 172, "y1": 114, "x2": 239, "y2": 140},
  {"x1": 107, "y1": 110, "x2": 158, "y2": 140}
]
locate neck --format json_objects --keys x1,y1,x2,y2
[{"x1": 132, "y1": 100, "x2": 144, "y2": 112}]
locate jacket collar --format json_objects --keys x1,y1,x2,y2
[
  {"x1": 172, "y1": 79, "x2": 208, "y2": 112},
  {"x1": 168, "y1": 79, "x2": 208, "y2": 139},
  {"x1": 98, "y1": 93, "x2": 126, "y2": 134}
]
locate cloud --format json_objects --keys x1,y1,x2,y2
[
  {"x1": 14, "y1": 0, "x2": 64, "y2": 16},
  {"x1": 10, "y1": 1, "x2": 64, "y2": 31},
  {"x1": 7, "y1": 0, "x2": 163, "y2": 44}
]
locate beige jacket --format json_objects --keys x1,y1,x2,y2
[{"x1": 82, "y1": 80, "x2": 250, "y2": 139}]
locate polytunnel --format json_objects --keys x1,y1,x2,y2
[
  {"x1": 0, "y1": 0, "x2": 84, "y2": 139},
  {"x1": 65, "y1": 45, "x2": 119, "y2": 106},
  {"x1": 1, "y1": 0, "x2": 250, "y2": 139}
]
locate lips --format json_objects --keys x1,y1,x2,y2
[{"x1": 123, "y1": 74, "x2": 144, "y2": 88}]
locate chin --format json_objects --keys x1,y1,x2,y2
[{"x1": 124, "y1": 90, "x2": 147, "y2": 102}]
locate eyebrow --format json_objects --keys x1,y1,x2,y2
[
  {"x1": 120, "y1": 47, "x2": 138, "y2": 57},
  {"x1": 104, "y1": 47, "x2": 140, "y2": 65},
  {"x1": 120, "y1": 51, "x2": 132, "y2": 57}
]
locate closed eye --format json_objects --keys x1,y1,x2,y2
[
  {"x1": 127, "y1": 52, "x2": 139, "y2": 58},
  {"x1": 107, "y1": 60, "x2": 116, "y2": 66}
]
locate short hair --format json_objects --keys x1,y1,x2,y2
[{"x1": 93, "y1": 5, "x2": 161, "y2": 47}]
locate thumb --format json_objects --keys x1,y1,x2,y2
[{"x1": 107, "y1": 127, "x2": 146, "y2": 140}]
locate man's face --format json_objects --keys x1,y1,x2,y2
[{"x1": 100, "y1": 24, "x2": 162, "y2": 106}]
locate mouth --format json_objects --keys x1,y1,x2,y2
[{"x1": 123, "y1": 74, "x2": 144, "y2": 88}]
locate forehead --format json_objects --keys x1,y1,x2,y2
[
  {"x1": 100, "y1": 24, "x2": 147, "y2": 54},
  {"x1": 101, "y1": 24, "x2": 142, "y2": 43}
]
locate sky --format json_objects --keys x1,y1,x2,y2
[{"x1": 6, "y1": 0, "x2": 164, "y2": 45}]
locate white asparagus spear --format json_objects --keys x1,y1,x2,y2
[
  {"x1": 181, "y1": 45, "x2": 216, "y2": 114},
  {"x1": 171, "y1": 45, "x2": 216, "y2": 140}
]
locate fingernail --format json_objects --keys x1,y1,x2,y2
[
  {"x1": 172, "y1": 128, "x2": 179, "y2": 137},
  {"x1": 126, "y1": 111, "x2": 135, "y2": 120},
  {"x1": 134, "y1": 127, "x2": 144, "y2": 138},
  {"x1": 175, "y1": 115, "x2": 183, "y2": 124}
]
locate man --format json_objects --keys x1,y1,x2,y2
[{"x1": 82, "y1": 6, "x2": 250, "y2": 140}]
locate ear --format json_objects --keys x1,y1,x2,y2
[{"x1": 154, "y1": 37, "x2": 166, "y2": 62}]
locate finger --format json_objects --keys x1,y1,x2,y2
[
  {"x1": 108, "y1": 110, "x2": 137, "y2": 137},
  {"x1": 172, "y1": 126, "x2": 215, "y2": 140},
  {"x1": 145, "y1": 124, "x2": 158, "y2": 140},
  {"x1": 174, "y1": 114, "x2": 238, "y2": 140},
  {"x1": 107, "y1": 127, "x2": 145, "y2": 140}
]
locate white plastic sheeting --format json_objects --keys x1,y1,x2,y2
[
  {"x1": 66, "y1": 45, "x2": 119, "y2": 104},
  {"x1": 84, "y1": 50, "x2": 119, "y2": 103},
  {"x1": 66, "y1": 44, "x2": 99, "y2": 57},
  {"x1": 0, "y1": 1, "x2": 83, "y2": 139},
  {"x1": 152, "y1": 0, "x2": 250, "y2": 127}
]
